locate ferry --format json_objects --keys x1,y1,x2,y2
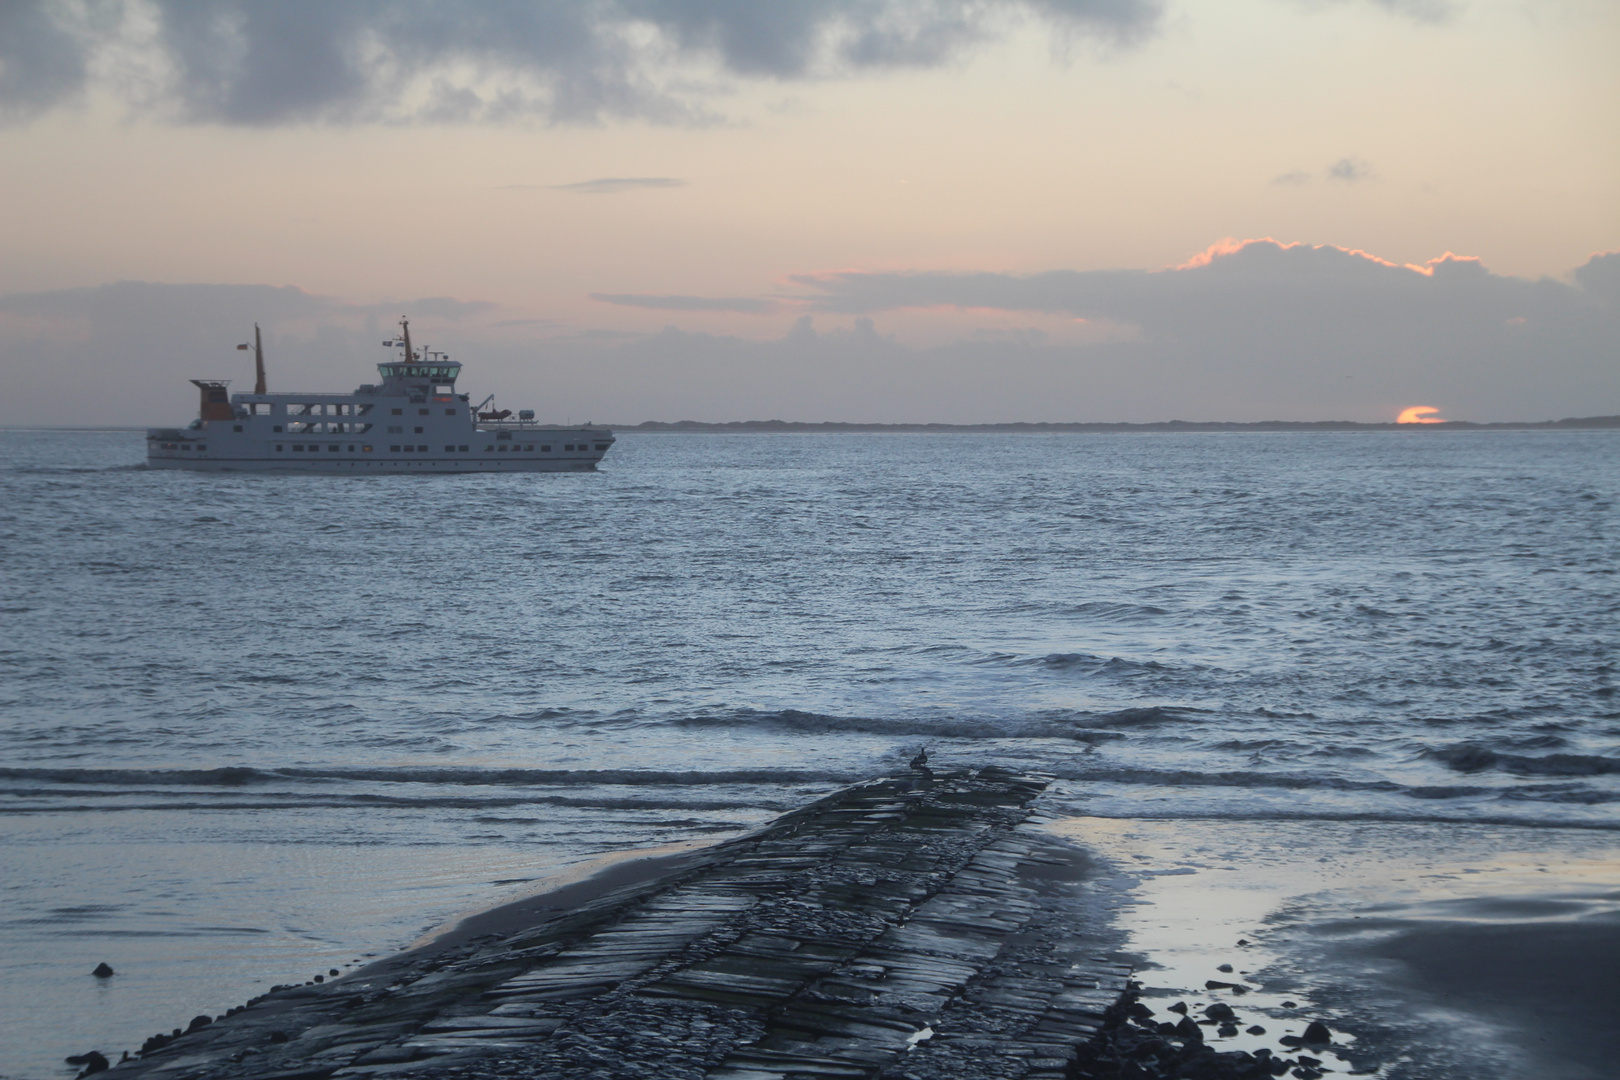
[{"x1": 146, "y1": 320, "x2": 613, "y2": 472}]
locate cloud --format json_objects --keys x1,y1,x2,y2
[
  {"x1": 1573, "y1": 250, "x2": 1620, "y2": 304},
  {"x1": 1271, "y1": 169, "x2": 1312, "y2": 186},
  {"x1": 0, "y1": 0, "x2": 89, "y2": 124},
  {"x1": 4, "y1": 244, "x2": 1615, "y2": 426},
  {"x1": 757, "y1": 239, "x2": 1619, "y2": 420},
  {"x1": 591, "y1": 292, "x2": 776, "y2": 313},
  {"x1": 1350, "y1": 0, "x2": 1455, "y2": 23},
  {"x1": 1, "y1": 0, "x2": 1164, "y2": 128},
  {"x1": 1327, "y1": 155, "x2": 1372, "y2": 182},
  {"x1": 555, "y1": 177, "x2": 687, "y2": 194}
]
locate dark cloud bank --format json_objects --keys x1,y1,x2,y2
[
  {"x1": 3, "y1": 241, "x2": 1615, "y2": 425},
  {"x1": 2, "y1": 0, "x2": 1163, "y2": 126}
]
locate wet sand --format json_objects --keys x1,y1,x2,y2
[
  {"x1": 1051, "y1": 816, "x2": 1620, "y2": 1080},
  {"x1": 1357, "y1": 913, "x2": 1620, "y2": 1079}
]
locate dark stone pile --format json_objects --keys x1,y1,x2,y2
[{"x1": 1070, "y1": 991, "x2": 1345, "y2": 1080}]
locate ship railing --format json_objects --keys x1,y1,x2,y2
[{"x1": 476, "y1": 419, "x2": 611, "y2": 430}]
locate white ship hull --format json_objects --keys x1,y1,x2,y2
[
  {"x1": 146, "y1": 428, "x2": 613, "y2": 472},
  {"x1": 146, "y1": 321, "x2": 614, "y2": 473}
]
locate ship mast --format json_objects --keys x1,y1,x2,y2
[
  {"x1": 253, "y1": 323, "x2": 267, "y2": 395},
  {"x1": 400, "y1": 317, "x2": 414, "y2": 362}
]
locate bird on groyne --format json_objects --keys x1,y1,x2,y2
[{"x1": 909, "y1": 747, "x2": 929, "y2": 771}]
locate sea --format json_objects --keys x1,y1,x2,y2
[{"x1": 1, "y1": 428, "x2": 1616, "y2": 1078}]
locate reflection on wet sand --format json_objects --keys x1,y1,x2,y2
[{"x1": 1046, "y1": 817, "x2": 1620, "y2": 1080}]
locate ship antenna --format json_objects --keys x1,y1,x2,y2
[{"x1": 253, "y1": 323, "x2": 267, "y2": 395}]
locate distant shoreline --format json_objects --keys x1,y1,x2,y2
[
  {"x1": 624, "y1": 416, "x2": 1620, "y2": 433},
  {"x1": 4, "y1": 416, "x2": 1617, "y2": 434}
]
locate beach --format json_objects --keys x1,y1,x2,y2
[{"x1": 3, "y1": 429, "x2": 1615, "y2": 1079}]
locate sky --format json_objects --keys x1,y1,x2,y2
[{"x1": 1, "y1": 0, "x2": 1616, "y2": 425}]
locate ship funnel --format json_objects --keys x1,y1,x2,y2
[{"x1": 191, "y1": 379, "x2": 233, "y2": 421}]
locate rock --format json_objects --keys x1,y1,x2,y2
[
  {"x1": 1204, "y1": 1003, "x2": 1236, "y2": 1022},
  {"x1": 70, "y1": 1051, "x2": 109, "y2": 1075},
  {"x1": 268, "y1": 1030, "x2": 288, "y2": 1043},
  {"x1": 1217, "y1": 1024, "x2": 1239, "y2": 1037},
  {"x1": 1217, "y1": 964, "x2": 1233, "y2": 973},
  {"x1": 1237, "y1": 939, "x2": 1250, "y2": 947},
  {"x1": 1206, "y1": 980, "x2": 1238, "y2": 990},
  {"x1": 1280, "y1": 1000, "x2": 1297, "y2": 1009},
  {"x1": 313, "y1": 974, "x2": 324, "y2": 982},
  {"x1": 1302, "y1": 1021, "x2": 1332, "y2": 1044},
  {"x1": 1247, "y1": 1025, "x2": 1267, "y2": 1035},
  {"x1": 1292, "y1": 1068, "x2": 1322, "y2": 1079},
  {"x1": 1169, "y1": 1001, "x2": 1189, "y2": 1014},
  {"x1": 1174, "y1": 1016, "x2": 1204, "y2": 1041},
  {"x1": 1129, "y1": 1001, "x2": 1157, "y2": 1019},
  {"x1": 92, "y1": 963, "x2": 115, "y2": 978},
  {"x1": 1296, "y1": 1055, "x2": 1321, "y2": 1067},
  {"x1": 187, "y1": 1015, "x2": 212, "y2": 1032}
]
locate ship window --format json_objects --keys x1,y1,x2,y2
[
  {"x1": 525, "y1": 445, "x2": 534, "y2": 451},
  {"x1": 444, "y1": 445, "x2": 455, "y2": 452},
  {"x1": 565, "y1": 444, "x2": 574, "y2": 451},
  {"x1": 541, "y1": 445, "x2": 550, "y2": 452},
  {"x1": 498, "y1": 444, "x2": 507, "y2": 451},
  {"x1": 348, "y1": 445, "x2": 355, "y2": 451},
  {"x1": 293, "y1": 445, "x2": 304, "y2": 451},
  {"x1": 413, "y1": 426, "x2": 423, "y2": 433},
  {"x1": 458, "y1": 445, "x2": 468, "y2": 452},
  {"x1": 391, "y1": 408, "x2": 403, "y2": 415},
  {"x1": 485, "y1": 445, "x2": 493, "y2": 451},
  {"x1": 387, "y1": 426, "x2": 401, "y2": 434},
  {"x1": 328, "y1": 445, "x2": 339, "y2": 451},
  {"x1": 596, "y1": 443, "x2": 608, "y2": 450},
  {"x1": 196, "y1": 444, "x2": 205, "y2": 451},
  {"x1": 272, "y1": 425, "x2": 282, "y2": 433},
  {"x1": 390, "y1": 445, "x2": 400, "y2": 452},
  {"x1": 496, "y1": 431, "x2": 511, "y2": 440},
  {"x1": 362, "y1": 445, "x2": 372, "y2": 452},
  {"x1": 418, "y1": 445, "x2": 427, "y2": 452},
  {"x1": 418, "y1": 408, "x2": 429, "y2": 415},
  {"x1": 444, "y1": 408, "x2": 456, "y2": 416},
  {"x1": 233, "y1": 425, "x2": 243, "y2": 432},
  {"x1": 276, "y1": 445, "x2": 283, "y2": 451}
]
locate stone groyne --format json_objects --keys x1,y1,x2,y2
[{"x1": 106, "y1": 767, "x2": 1130, "y2": 1080}]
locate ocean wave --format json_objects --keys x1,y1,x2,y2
[
  {"x1": 0, "y1": 765, "x2": 862, "y2": 789},
  {"x1": 669, "y1": 706, "x2": 1203, "y2": 738},
  {"x1": 1047, "y1": 766, "x2": 1408, "y2": 794},
  {"x1": 1425, "y1": 745, "x2": 1620, "y2": 777},
  {"x1": 1063, "y1": 602, "x2": 1172, "y2": 622},
  {"x1": 0, "y1": 793, "x2": 791, "y2": 815}
]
